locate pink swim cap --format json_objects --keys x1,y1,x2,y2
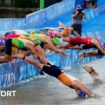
[{"x1": 47, "y1": 31, "x2": 56, "y2": 38}]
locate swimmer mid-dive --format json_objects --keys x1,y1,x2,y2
[
  {"x1": 0, "y1": 36, "x2": 43, "y2": 63},
  {"x1": 19, "y1": 56, "x2": 96, "y2": 98},
  {"x1": 61, "y1": 29, "x2": 105, "y2": 55},
  {"x1": 29, "y1": 32, "x2": 67, "y2": 56}
]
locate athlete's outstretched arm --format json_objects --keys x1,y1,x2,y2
[
  {"x1": 72, "y1": 79, "x2": 94, "y2": 97},
  {"x1": 60, "y1": 44, "x2": 70, "y2": 49},
  {"x1": 57, "y1": 73, "x2": 95, "y2": 97},
  {"x1": 83, "y1": 66, "x2": 99, "y2": 78},
  {"x1": 45, "y1": 39, "x2": 67, "y2": 56},
  {"x1": 24, "y1": 57, "x2": 44, "y2": 69}
]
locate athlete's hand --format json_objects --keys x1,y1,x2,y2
[
  {"x1": 76, "y1": 10, "x2": 79, "y2": 14},
  {"x1": 61, "y1": 51, "x2": 68, "y2": 56}
]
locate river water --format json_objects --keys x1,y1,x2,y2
[{"x1": 0, "y1": 58, "x2": 104, "y2": 105}]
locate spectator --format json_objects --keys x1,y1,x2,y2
[
  {"x1": 91, "y1": 0, "x2": 97, "y2": 8},
  {"x1": 71, "y1": 4, "x2": 86, "y2": 36},
  {"x1": 84, "y1": 0, "x2": 97, "y2": 8}
]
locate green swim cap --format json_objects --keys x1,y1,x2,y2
[
  {"x1": 36, "y1": 39, "x2": 41, "y2": 45},
  {"x1": 52, "y1": 37, "x2": 60, "y2": 45}
]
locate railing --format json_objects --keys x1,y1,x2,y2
[
  {"x1": 0, "y1": 18, "x2": 25, "y2": 32},
  {"x1": 0, "y1": 0, "x2": 75, "y2": 32}
]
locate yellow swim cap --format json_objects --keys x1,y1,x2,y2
[
  {"x1": 29, "y1": 33, "x2": 38, "y2": 38},
  {"x1": 30, "y1": 31, "x2": 36, "y2": 34}
]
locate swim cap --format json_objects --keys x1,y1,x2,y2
[
  {"x1": 5, "y1": 31, "x2": 15, "y2": 36},
  {"x1": 29, "y1": 33, "x2": 37, "y2": 38},
  {"x1": 63, "y1": 28, "x2": 73, "y2": 36},
  {"x1": 52, "y1": 37, "x2": 60, "y2": 45},
  {"x1": 63, "y1": 28, "x2": 71, "y2": 36},
  {"x1": 76, "y1": 90, "x2": 86, "y2": 98},
  {"x1": 100, "y1": 42, "x2": 105, "y2": 48},
  {"x1": 47, "y1": 31, "x2": 56, "y2": 38},
  {"x1": 36, "y1": 39, "x2": 41, "y2": 45},
  {"x1": 0, "y1": 38, "x2": 5, "y2": 46}
]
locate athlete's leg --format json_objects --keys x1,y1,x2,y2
[
  {"x1": 91, "y1": 39, "x2": 105, "y2": 54},
  {"x1": 78, "y1": 50, "x2": 98, "y2": 59}
]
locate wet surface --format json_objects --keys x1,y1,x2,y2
[{"x1": 0, "y1": 58, "x2": 105, "y2": 105}]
